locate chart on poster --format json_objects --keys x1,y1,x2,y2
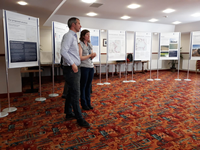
[
  {"x1": 82, "y1": 28, "x2": 100, "y2": 62},
  {"x1": 53, "y1": 21, "x2": 69, "y2": 64},
  {"x1": 190, "y1": 31, "x2": 200, "y2": 60},
  {"x1": 107, "y1": 30, "x2": 126, "y2": 61},
  {"x1": 3, "y1": 10, "x2": 39, "y2": 68},
  {"x1": 135, "y1": 32, "x2": 152, "y2": 60},
  {"x1": 159, "y1": 32, "x2": 180, "y2": 60}
]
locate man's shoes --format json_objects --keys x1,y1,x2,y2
[
  {"x1": 77, "y1": 118, "x2": 90, "y2": 128},
  {"x1": 65, "y1": 113, "x2": 75, "y2": 120},
  {"x1": 82, "y1": 106, "x2": 90, "y2": 110},
  {"x1": 62, "y1": 94, "x2": 66, "y2": 98},
  {"x1": 88, "y1": 106, "x2": 93, "y2": 109}
]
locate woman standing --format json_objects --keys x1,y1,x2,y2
[{"x1": 79, "y1": 29, "x2": 96, "y2": 110}]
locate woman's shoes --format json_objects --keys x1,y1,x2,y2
[{"x1": 82, "y1": 105, "x2": 93, "y2": 110}]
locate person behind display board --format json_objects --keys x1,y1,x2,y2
[{"x1": 78, "y1": 29, "x2": 96, "y2": 110}]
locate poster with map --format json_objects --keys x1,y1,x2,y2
[
  {"x1": 107, "y1": 30, "x2": 126, "y2": 61},
  {"x1": 190, "y1": 31, "x2": 200, "y2": 60},
  {"x1": 134, "y1": 32, "x2": 152, "y2": 60},
  {"x1": 159, "y1": 32, "x2": 180, "y2": 60}
]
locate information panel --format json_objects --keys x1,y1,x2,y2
[
  {"x1": 53, "y1": 21, "x2": 69, "y2": 64},
  {"x1": 159, "y1": 32, "x2": 180, "y2": 60},
  {"x1": 190, "y1": 31, "x2": 200, "y2": 60},
  {"x1": 134, "y1": 32, "x2": 152, "y2": 60},
  {"x1": 107, "y1": 30, "x2": 126, "y2": 61},
  {"x1": 81, "y1": 28, "x2": 100, "y2": 62},
  {"x1": 3, "y1": 10, "x2": 39, "y2": 68}
]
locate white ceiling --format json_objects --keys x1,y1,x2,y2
[{"x1": 1, "y1": 0, "x2": 200, "y2": 26}]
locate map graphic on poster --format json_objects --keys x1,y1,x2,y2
[
  {"x1": 3, "y1": 10, "x2": 39, "y2": 68},
  {"x1": 191, "y1": 31, "x2": 200, "y2": 60},
  {"x1": 109, "y1": 40, "x2": 121, "y2": 53},
  {"x1": 134, "y1": 32, "x2": 151, "y2": 60},
  {"x1": 159, "y1": 32, "x2": 180, "y2": 60},
  {"x1": 108, "y1": 30, "x2": 126, "y2": 61},
  {"x1": 136, "y1": 38, "x2": 147, "y2": 51}
]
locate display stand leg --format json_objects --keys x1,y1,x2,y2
[
  {"x1": 97, "y1": 63, "x2": 104, "y2": 85},
  {"x1": 104, "y1": 63, "x2": 110, "y2": 85},
  {"x1": 35, "y1": 64, "x2": 46, "y2": 101},
  {"x1": 184, "y1": 59, "x2": 191, "y2": 81},
  {"x1": 0, "y1": 99, "x2": 8, "y2": 118},
  {"x1": 3, "y1": 67, "x2": 17, "y2": 113},
  {"x1": 49, "y1": 63, "x2": 59, "y2": 97},
  {"x1": 154, "y1": 59, "x2": 161, "y2": 81},
  {"x1": 123, "y1": 60, "x2": 129, "y2": 83}
]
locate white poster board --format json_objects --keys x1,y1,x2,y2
[
  {"x1": 52, "y1": 21, "x2": 69, "y2": 64},
  {"x1": 81, "y1": 28, "x2": 100, "y2": 62},
  {"x1": 159, "y1": 32, "x2": 180, "y2": 60},
  {"x1": 107, "y1": 30, "x2": 126, "y2": 61},
  {"x1": 3, "y1": 10, "x2": 39, "y2": 68},
  {"x1": 134, "y1": 32, "x2": 152, "y2": 60},
  {"x1": 190, "y1": 31, "x2": 200, "y2": 60}
]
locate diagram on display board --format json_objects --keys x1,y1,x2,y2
[
  {"x1": 109, "y1": 40, "x2": 121, "y2": 53},
  {"x1": 107, "y1": 30, "x2": 126, "y2": 61},
  {"x1": 159, "y1": 32, "x2": 180, "y2": 60},
  {"x1": 190, "y1": 31, "x2": 200, "y2": 60},
  {"x1": 134, "y1": 32, "x2": 151, "y2": 61}
]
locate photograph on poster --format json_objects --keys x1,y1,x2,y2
[
  {"x1": 169, "y1": 44, "x2": 178, "y2": 49},
  {"x1": 160, "y1": 52, "x2": 169, "y2": 57},
  {"x1": 169, "y1": 51, "x2": 177, "y2": 57},
  {"x1": 91, "y1": 36, "x2": 99, "y2": 46},
  {"x1": 170, "y1": 38, "x2": 178, "y2": 43},
  {"x1": 161, "y1": 45, "x2": 169, "y2": 51},
  {"x1": 103, "y1": 39, "x2": 107, "y2": 47},
  {"x1": 192, "y1": 44, "x2": 200, "y2": 57}
]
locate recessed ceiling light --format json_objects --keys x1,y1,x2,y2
[
  {"x1": 121, "y1": 16, "x2": 131, "y2": 19},
  {"x1": 17, "y1": 1, "x2": 28, "y2": 5},
  {"x1": 127, "y1": 4, "x2": 141, "y2": 9},
  {"x1": 191, "y1": 13, "x2": 200, "y2": 17},
  {"x1": 163, "y1": 8, "x2": 175, "y2": 13},
  {"x1": 149, "y1": 18, "x2": 158, "y2": 22},
  {"x1": 82, "y1": 0, "x2": 96, "y2": 3},
  {"x1": 86, "y1": 12, "x2": 97, "y2": 16},
  {"x1": 172, "y1": 21, "x2": 181, "y2": 24}
]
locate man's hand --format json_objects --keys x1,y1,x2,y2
[{"x1": 72, "y1": 63, "x2": 78, "y2": 73}]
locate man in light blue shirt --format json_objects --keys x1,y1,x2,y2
[{"x1": 61, "y1": 17, "x2": 90, "y2": 128}]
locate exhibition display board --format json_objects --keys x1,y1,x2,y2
[
  {"x1": 190, "y1": 31, "x2": 200, "y2": 60},
  {"x1": 81, "y1": 28, "x2": 100, "y2": 62},
  {"x1": 52, "y1": 21, "x2": 69, "y2": 64},
  {"x1": 134, "y1": 32, "x2": 152, "y2": 61},
  {"x1": 159, "y1": 32, "x2": 180, "y2": 60},
  {"x1": 107, "y1": 30, "x2": 126, "y2": 61},
  {"x1": 3, "y1": 10, "x2": 39, "y2": 68}
]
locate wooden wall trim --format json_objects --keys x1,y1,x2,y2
[{"x1": 0, "y1": 92, "x2": 23, "y2": 98}]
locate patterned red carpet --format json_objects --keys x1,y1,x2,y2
[{"x1": 0, "y1": 71, "x2": 200, "y2": 150}]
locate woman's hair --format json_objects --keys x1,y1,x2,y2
[{"x1": 80, "y1": 29, "x2": 90, "y2": 43}]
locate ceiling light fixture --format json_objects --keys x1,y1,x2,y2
[
  {"x1": 191, "y1": 13, "x2": 200, "y2": 17},
  {"x1": 121, "y1": 16, "x2": 131, "y2": 19},
  {"x1": 149, "y1": 18, "x2": 158, "y2": 22},
  {"x1": 82, "y1": 0, "x2": 96, "y2": 3},
  {"x1": 86, "y1": 12, "x2": 97, "y2": 16},
  {"x1": 163, "y1": 8, "x2": 175, "y2": 13},
  {"x1": 17, "y1": 1, "x2": 28, "y2": 5},
  {"x1": 127, "y1": 4, "x2": 141, "y2": 9},
  {"x1": 172, "y1": 21, "x2": 181, "y2": 24}
]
